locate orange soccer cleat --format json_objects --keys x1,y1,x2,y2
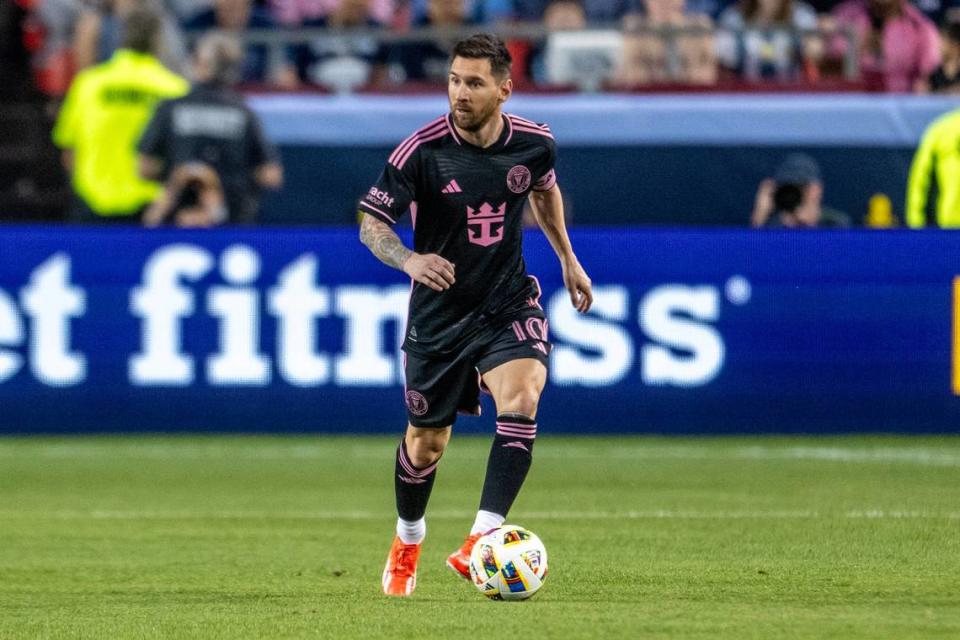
[
  {"x1": 446, "y1": 532, "x2": 483, "y2": 581},
  {"x1": 382, "y1": 536, "x2": 422, "y2": 597}
]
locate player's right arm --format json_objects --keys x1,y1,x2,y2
[
  {"x1": 358, "y1": 138, "x2": 455, "y2": 291},
  {"x1": 359, "y1": 214, "x2": 455, "y2": 291}
]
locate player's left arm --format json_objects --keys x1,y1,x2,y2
[{"x1": 528, "y1": 184, "x2": 593, "y2": 313}]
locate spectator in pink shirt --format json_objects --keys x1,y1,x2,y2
[
  {"x1": 269, "y1": 0, "x2": 395, "y2": 26},
  {"x1": 830, "y1": 0, "x2": 940, "y2": 92}
]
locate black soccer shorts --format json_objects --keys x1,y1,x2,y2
[{"x1": 403, "y1": 312, "x2": 551, "y2": 428}]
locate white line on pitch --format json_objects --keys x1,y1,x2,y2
[
  {"x1": 0, "y1": 509, "x2": 957, "y2": 520},
  {"x1": 1, "y1": 443, "x2": 959, "y2": 466}
]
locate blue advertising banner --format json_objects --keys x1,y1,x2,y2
[{"x1": 0, "y1": 227, "x2": 956, "y2": 434}]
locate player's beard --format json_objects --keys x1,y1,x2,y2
[{"x1": 451, "y1": 97, "x2": 499, "y2": 132}]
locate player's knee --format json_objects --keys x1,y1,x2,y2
[
  {"x1": 405, "y1": 426, "x2": 450, "y2": 467},
  {"x1": 500, "y1": 386, "x2": 542, "y2": 418}
]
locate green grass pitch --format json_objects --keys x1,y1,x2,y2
[{"x1": 1, "y1": 435, "x2": 958, "y2": 638}]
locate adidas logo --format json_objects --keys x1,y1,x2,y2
[{"x1": 441, "y1": 180, "x2": 462, "y2": 194}]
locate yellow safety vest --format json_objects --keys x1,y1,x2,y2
[
  {"x1": 53, "y1": 49, "x2": 188, "y2": 216},
  {"x1": 906, "y1": 108, "x2": 960, "y2": 229}
]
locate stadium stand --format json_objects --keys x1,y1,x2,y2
[
  {"x1": 29, "y1": 1, "x2": 880, "y2": 94},
  {"x1": 0, "y1": 0, "x2": 70, "y2": 220},
  {"x1": 9, "y1": 0, "x2": 960, "y2": 224}
]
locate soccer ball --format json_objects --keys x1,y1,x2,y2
[{"x1": 468, "y1": 524, "x2": 548, "y2": 600}]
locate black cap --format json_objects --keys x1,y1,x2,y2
[{"x1": 774, "y1": 153, "x2": 821, "y2": 185}]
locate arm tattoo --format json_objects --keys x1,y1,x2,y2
[{"x1": 359, "y1": 214, "x2": 413, "y2": 271}]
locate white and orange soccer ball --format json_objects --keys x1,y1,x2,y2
[{"x1": 468, "y1": 525, "x2": 548, "y2": 601}]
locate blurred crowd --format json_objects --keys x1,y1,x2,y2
[
  {"x1": 16, "y1": 0, "x2": 960, "y2": 95},
  {"x1": 3, "y1": 0, "x2": 959, "y2": 227}
]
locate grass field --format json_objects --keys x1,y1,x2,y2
[{"x1": 1, "y1": 435, "x2": 958, "y2": 639}]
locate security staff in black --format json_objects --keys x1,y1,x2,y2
[
  {"x1": 138, "y1": 32, "x2": 282, "y2": 225},
  {"x1": 360, "y1": 33, "x2": 593, "y2": 598}
]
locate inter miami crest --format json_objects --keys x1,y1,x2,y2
[{"x1": 507, "y1": 165, "x2": 532, "y2": 194}]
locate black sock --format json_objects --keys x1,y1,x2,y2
[
  {"x1": 478, "y1": 413, "x2": 537, "y2": 518},
  {"x1": 394, "y1": 440, "x2": 439, "y2": 521}
]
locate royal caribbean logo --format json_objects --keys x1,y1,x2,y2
[{"x1": 466, "y1": 202, "x2": 506, "y2": 247}]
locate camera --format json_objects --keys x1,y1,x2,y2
[{"x1": 773, "y1": 183, "x2": 804, "y2": 213}]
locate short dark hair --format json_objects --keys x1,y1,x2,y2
[
  {"x1": 121, "y1": 7, "x2": 162, "y2": 54},
  {"x1": 451, "y1": 33, "x2": 512, "y2": 79}
]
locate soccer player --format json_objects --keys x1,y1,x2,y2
[{"x1": 358, "y1": 33, "x2": 593, "y2": 597}]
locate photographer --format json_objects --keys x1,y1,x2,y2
[
  {"x1": 751, "y1": 153, "x2": 851, "y2": 228},
  {"x1": 138, "y1": 32, "x2": 282, "y2": 225}
]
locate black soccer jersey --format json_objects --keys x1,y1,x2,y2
[{"x1": 360, "y1": 112, "x2": 557, "y2": 357}]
